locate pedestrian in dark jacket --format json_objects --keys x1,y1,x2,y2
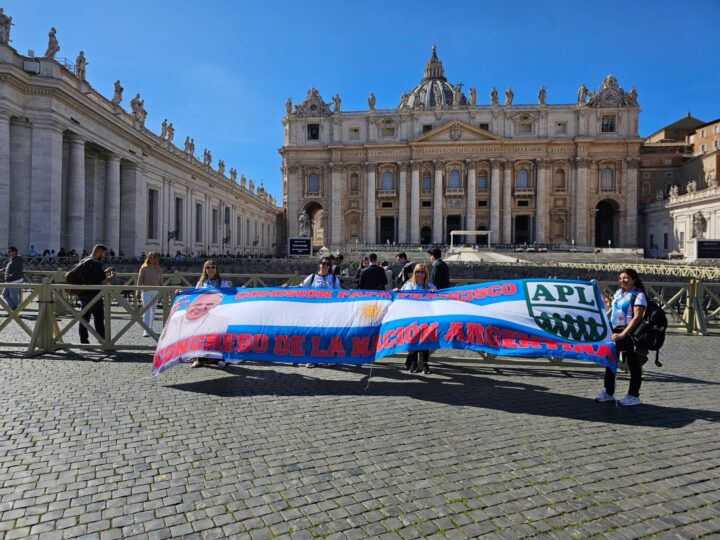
[
  {"x1": 427, "y1": 248, "x2": 450, "y2": 289},
  {"x1": 2, "y1": 246, "x2": 23, "y2": 310},
  {"x1": 359, "y1": 253, "x2": 388, "y2": 291},
  {"x1": 74, "y1": 244, "x2": 116, "y2": 344}
]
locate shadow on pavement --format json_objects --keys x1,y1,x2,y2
[{"x1": 164, "y1": 362, "x2": 720, "y2": 429}]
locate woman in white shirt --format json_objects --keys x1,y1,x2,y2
[
  {"x1": 301, "y1": 257, "x2": 340, "y2": 368},
  {"x1": 398, "y1": 263, "x2": 436, "y2": 374}
]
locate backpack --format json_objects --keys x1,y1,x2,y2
[
  {"x1": 630, "y1": 291, "x2": 668, "y2": 367},
  {"x1": 64, "y1": 258, "x2": 89, "y2": 292}
]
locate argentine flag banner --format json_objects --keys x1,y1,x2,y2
[{"x1": 152, "y1": 279, "x2": 617, "y2": 375}]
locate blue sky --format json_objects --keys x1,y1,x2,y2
[{"x1": 5, "y1": 0, "x2": 720, "y2": 200}]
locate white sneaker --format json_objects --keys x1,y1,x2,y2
[
  {"x1": 595, "y1": 388, "x2": 616, "y2": 402},
  {"x1": 217, "y1": 361, "x2": 227, "y2": 368},
  {"x1": 618, "y1": 395, "x2": 641, "y2": 406},
  {"x1": 143, "y1": 331, "x2": 149, "y2": 337}
]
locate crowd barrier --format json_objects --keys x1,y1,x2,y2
[{"x1": 1, "y1": 273, "x2": 718, "y2": 358}]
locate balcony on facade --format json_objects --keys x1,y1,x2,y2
[
  {"x1": 445, "y1": 187, "x2": 465, "y2": 197},
  {"x1": 513, "y1": 186, "x2": 535, "y2": 195},
  {"x1": 377, "y1": 189, "x2": 397, "y2": 198}
]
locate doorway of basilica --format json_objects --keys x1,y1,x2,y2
[
  {"x1": 421, "y1": 226, "x2": 432, "y2": 245},
  {"x1": 446, "y1": 215, "x2": 462, "y2": 244},
  {"x1": 303, "y1": 201, "x2": 324, "y2": 247},
  {"x1": 379, "y1": 216, "x2": 395, "y2": 244},
  {"x1": 513, "y1": 215, "x2": 531, "y2": 245},
  {"x1": 595, "y1": 200, "x2": 619, "y2": 247}
]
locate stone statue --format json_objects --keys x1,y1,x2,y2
[
  {"x1": 368, "y1": 92, "x2": 376, "y2": 111},
  {"x1": 452, "y1": 84, "x2": 462, "y2": 105},
  {"x1": 230, "y1": 168, "x2": 237, "y2": 182},
  {"x1": 469, "y1": 87, "x2": 477, "y2": 105},
  {"x1": 189, "y1": 138, "x2": 195, "y2": 155},
  {"x1": 655, "y1": 189, "x2": 664, "y2": 201},
  {"x1": 0, "y1": 8, "x2": 12, "y2": 46},
  {"x1": 45, "y1": 27, "x2": 59, "y2": 59},
  {"x1": 166, "y1": 122, "x2": 174, "y2": 143},
  {"x1": 285, "y1": 97, "x2": 292, "y2": 115},
  {"x1": 130, "y1": 93, "x2": 146, "y2": 127},
  {"x1": 399, "y1": 91, "x2": 408, "y2": 109},
  {"x1": 504, "y1": 87, "x2": 514, "y2": 107},
  {"x1": 627, "y1": 86, "x2": 638, "y2": 107},
  {"x1": 111, "y1": 80, "x2": 123, "y2": 106},
  {"x1": 538, "y1": 85, "x2": 546, "y2": 106},
  {"x1": 217, "y1": 160, "x2": 225, "y2": 176},
  {"x1": 240, "y1": 174, "x2": 246, "y2": 188},
  {"x1": 248, "y1": 179, "x2": 254, "y2": 192},
  {"x1": 687, "y1": 178, "x2": 697, "y2": 194},
  {"x1": 708, "y1": 171, "x2": 718, "y2": 189},
  {"x1": 183, "y1": 136, "x2": 192, "y2": 154},
  {"x1": 298, "y1": 210, "x2": 310, "y2": 237},
  {"x1": 578, "y1": 83, "x2": 588, "y2": 104},
  {"x1": 332, "y1": 93, "x2": 341, "y2": 112},
  {"x1": 161, "y1": 119, "x2": 168, "y2": 139},
  {"x1": 490, "y1": 87, "x2": 498, "y2": 106},
  {"x1": 692, "y1": 211, "x2": 707, "y2": 239},
  {"x1": 670, "y1": 184, "x2": 679, "y2": 198},
  {"x1": 75, "y1": 51, "x2": 87, "y2": 80}
]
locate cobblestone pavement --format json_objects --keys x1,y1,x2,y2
[{"x1": 1, "y1": 332, "x2": 719, "y2": 540}]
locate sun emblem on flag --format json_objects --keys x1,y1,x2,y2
[{"x1": 355, "y1": 301, "x2": 389, "y2": 325}]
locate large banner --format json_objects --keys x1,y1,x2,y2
[{"x1": 152, "y1": 279, "x2": 617, "y2": 375}]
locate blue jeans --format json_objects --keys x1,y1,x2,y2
[{"x1": 2, "y1": 286, "x2": 19, "y2": 310}]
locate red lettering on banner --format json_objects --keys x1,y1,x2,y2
[
  {"x1": 274, "y1": 335, "x2": 289, "y2": 355},
  {"x1": 351, "y1": 336, "x2": 377, "y2": 357},
  {"x1": 252, "y1": 334, "x2": 268, "y2": 353},
  {"x1": 501, "y1": 330, "x2": 519, "y2": 348},
  {"x1": 444, "y1": 322, "x2": 465, "y2": 343},
  {"x1": 596, "y1": 344, "x2": 616, "y2": 366},
  {"x1": 290, "y1": 336, "x2": 305, "y2": 356},
  {"x1": 190, "y1": 336, "x2": 204, "y2": 351},
  {"x1": 222, "y1": 334, "x2": 237, "y2": 352},
  {"x1": 466, "y1": 323, "x2": 484, "y2": 346},
  {"x1": 485, "y1": 326, "x2": 501, "y2": 347},
  {"x1": 237, "y1": 334, "x2": 252, "y2": 352},
  {"x1": 173, "y1": 337, "x2": 190, "y2": 357},
  {"x1": 382, "y1": 329, "x2": 396, "y2": 350},
  {"x1": 420, "y1": 322, "x2": 438, "y2": 343},
  {"x1": 204, "y1": 334, "x2": 221, "y2": 352},
  {"x1": 327, "y1": 336, "x2": 345, "y2": 357}
]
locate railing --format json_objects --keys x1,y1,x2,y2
[
  {"x1": 1, "y1": 275, "x2": 718, "y2": 359},
  {"x1": 377, "y1": 189, "x2": 397, "y2": 198},
  {"x1": 445, "y1": 187, "x2": 465, "y2": 197}
]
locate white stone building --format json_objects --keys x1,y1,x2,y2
[
  {"x1": 0, "y1": 34, "x2": 279, "y2": 257},
  {"x1": 280, "y1": 47, "x2": 642, "y2": 249}
]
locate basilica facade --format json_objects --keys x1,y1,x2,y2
[
  {"x1": 0, "y1": 20, "x2": 278, "y2": 258},
  {"x1": 281, "y1": 47, "x2": 642, "y2": 248}
]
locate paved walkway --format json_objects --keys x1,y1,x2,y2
[{"x1": 1, "y1": 333, "x2": 719, "y2": 539}]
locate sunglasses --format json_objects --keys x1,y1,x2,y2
[
  {"x1": 415, "y1": 271, "x2": 425, "y2": 274},
  {"x1": 206, "y1": 265, "x2": 217, "y2": 269},
  {"x1": 320, "y1": 261, "x2": 331, "y2": 265}
]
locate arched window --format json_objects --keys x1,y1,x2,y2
[
  {"x1": 601, "y1": 168, "x2": 614, "y2": 191},
  {"x1": 448, "y1": 169, "x2": 462, "y2": 189},
  {"x1": 349, "y1": 173, "x2": 359, "y2": 194},
  {"x1": 517, "y1": 168, "x2": 529, "y2": 189},
  {"x1": 422, "y1": 173, "x2": 432, "y2": 193},
  {"x1": 382, "y1": 171, "x2": 395, "y2": 191},
  {"x1": 477, "y1": 173, "x2": 488, "y2": 191},
  {"x1": 553, "y1": 169, "x2": 566, "y2": 192},
  {"x1": 308, "y1": 173, "x2": 319, "y2": 194}
]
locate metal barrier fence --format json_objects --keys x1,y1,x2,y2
[{"x1": 1, "y1": 275, "x2": 718, "y2": 358}]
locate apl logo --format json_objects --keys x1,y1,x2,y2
[{"x1": 524, "y1": 281, "x2": 609, "y2": 342}]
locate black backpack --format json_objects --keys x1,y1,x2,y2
[
  {"x1": 630, "y1": 292, "x2": 668, "y2": 367},
  {"x1": 65, "y1": 258, "x2": 89, "y2": 293}
]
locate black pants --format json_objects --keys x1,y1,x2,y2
[
  {"x1": 604, "y1": 332, "x2": 642, "y2": 397},
  {"x1": 79, "y1": 294, "x2": 105, "y2": 342},
  {"x1": 406, "y1": 350, "x2": 429, "y2": 371}
]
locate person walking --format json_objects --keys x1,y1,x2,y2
[
  {"x1": 136, "y1": 252, "x2": 163, "y2": 337},
  {"x1": 301, "y1": 256, "x2": 341, "y2": 368},
  {"x1": 190, "y1": 260, "x2": 232, "y2": 368},
  {"x1": 359, "y1": 253, "x2": 388, "y2": 291},
  {"x1": 398, "y1": 263, "x2": 436, "y2": 374},
  {"x1": 76, "y1": 244, "x2": 116, "y2": 344},
  {"x1": 395, "y1": 252, "x2": 415, "y2": 288},
  {"x1": 595, "y1": 268, "x2": 648, "y2": 406},
  {"x1": 2, "y1": 246, "x2": 23, "y2": 311},
  {"x1": 427, "y1": 247, "x2": 450, "y2": 290}
]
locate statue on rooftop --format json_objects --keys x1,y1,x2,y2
[
  {"x1": 111, "y1": 80, "x2": 123, "y2": 106},
  {"x1": 166, "y1": 122, "x2": 174, "y2": 143},
  {"x1": 504, "y1": 87, "x2": 514, "y2": 107},
  {"x1": 469, "y1": 87, "x2": 477, "y2": 106},
  {"x1": 577, "y1": 83, "x2": 588, "y2": 104},
  {"x1": 285, "y1": 97, "x2": 292, "y2": 115},
  {"x1": 75, "y1": 51, "x2": 87, "y2": 80},
  {"x1": 368, "y1": 92, "x2": 376, "y2": 111},
  {"x1": 0, "y1": 9, "x2": 13, "y2": 45},
  {"x1": 538, "y1": 85, "x2": 546, "y2": 106},
  {"x1": 332, "y1": 93, "x2": 341, "y2": 112},
  {"x1": 230, "y1": 168, "x2": 237, "y2": 182},
  {"x1": 490, "y1": 87, "x2": 498, "y2": 106},
  {"x1": 217, "y1": 160, "x2": 225, "y2": 176},
  {"x1": 45, "y1": 27, "x2": 59, "y2": 59},
  {"x1": 161, "y1": 119, "x2": 168, "y2": 139}
]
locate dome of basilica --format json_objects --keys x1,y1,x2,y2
[{"x1": 401, "y1": 46, "x2": 467, "y2": 110}]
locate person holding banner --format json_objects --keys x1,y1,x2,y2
[
  {"x1": 399, "y1": 263, "x2": 436, "y2": 374},
  {"x1": 596, "y1": 268, "x2": 647, "y2": 406},
  {"x1": 301, "y1": 256, "x2": 341, "y2": 368},
  {"x1": 188, "y1": 260, "x2": 232, "y2": 368}
]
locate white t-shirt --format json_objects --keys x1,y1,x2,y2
[
  {"x1": 301, "y1": 273, "x2": 341, "y2": 289},
  {"x1": 610, "y1": 288, "x2": 647, "y2": 328}
]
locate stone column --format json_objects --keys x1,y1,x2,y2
[
  {"x1": 330, "y1": 163, "x2": 342, "y2": 245},
  {"x1": 398, "y1": 162, "x2": 408, "y2": 243},
  {"x1": 104, "y1": 155, "x2": 121, "y2": 253},
  {"x1": 575, "y1": 158, "x2": 590, "y2": 246},
  {"x1": 625, "y1": 158, "x2": 640, "y2": 247},
  {"x1": 66, "y1": 135, "x2": 87, "y2": 255},
  {"x1": 410, "y1": 161, "x2": 420, "y2": 244},
  {"x1": 120, "y1": 162, "x2": 146, "y2": 257},
  {"x1": 569, "y1": 160, "x2": 577, "y2": 241},
  {"x1": 503, "y1": 161, "x2": 513, "y2": 243},
  {"x1": 0, "y1": 113, "x2": 10, "y2": 248},
  {"x1": 366, "y1": 164, "x2": 376, "y2": 243},
  {"x1": 535, "y1": 159, "x2": 547, "y2": 243},
  {"x1": 490, "y1": 159, "x2": 501, "y2": 245},
  {"x1": 432, "y1": 162, "x2": 443, "y2": 243},
  {"x1": 466, "y1": 160, "x2": 477, "y2": 233},
  {"x1": 30, "y1": 122, "x2": 64, "y2": 251},
  {"x1": 286, "y1": 165, "x2": 298, "y2": 238}
]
